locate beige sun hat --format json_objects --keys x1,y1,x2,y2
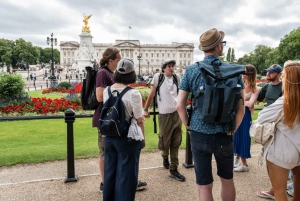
[{"x1": 198, "y1": 28, "x2": 225, "y2": 51}]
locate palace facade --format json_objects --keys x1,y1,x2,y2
[{"x1": 60, "y1": 40, "x2": 194, "y2": 75}]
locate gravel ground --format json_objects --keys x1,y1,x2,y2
[{"x1": 0, "y1": 144, "x2": 293, "y2": 201}]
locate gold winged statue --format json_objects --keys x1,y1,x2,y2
[{"x1": 82, "y1": 13, "x2": 92, "y2": 33}]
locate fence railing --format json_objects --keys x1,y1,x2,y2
[
  {"x1": 0, "y1": 108, "x2": 194, "y2": 183},
  {"x1": 0, "y1": 106, "x2": 264, "y2": 183}
]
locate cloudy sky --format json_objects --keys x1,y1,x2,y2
[{"x1": 1, "y1": 0, "x2": 300, "y2": 61}]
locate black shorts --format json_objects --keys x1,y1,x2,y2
[{"x1": 190, "y1": 131, "x2": 234, "y2": 185}]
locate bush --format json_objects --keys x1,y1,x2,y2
[
  {"x1": 0, "y1": 73, "x2": 26, "y2": 100},
  {"x1": 257, "y1": 82, "x2": 268, "y2": 88},
  {"x1": 257, "y1": 74, "x2": 262, "y2": 80},
  {"x1": 57, "y1": 82, "x2": 74, "y2": 89}
]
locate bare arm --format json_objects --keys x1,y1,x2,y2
[
  {"x1": 143, "y1": 85, "x2": 156, "y2": 118},
  {"x1": 96, "y1": 86, "x2": 105, "y2": 102},
  {"x1": 137, "y1": 117, "x2": 146, "y2": 149},
  {"x1": 245, "y1": 89, "x2": 260, "y2": 108},
  {"x1": 176, "y1": 90, "x2": 190, "y2": 129},
  {"x1": 234, "y1": 90, "x2": 245, "y2": 131}
]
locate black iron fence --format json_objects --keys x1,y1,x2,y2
[{"x1": 0, "y1": 109, "x2": 194, "y2": 183}]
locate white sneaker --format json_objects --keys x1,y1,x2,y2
[
  {"x1": 234, "y1": 164, "x2": 249, "y2": 172},
  {"x1": 234, "y1": 157, "x2": 240, "y2": 168}
]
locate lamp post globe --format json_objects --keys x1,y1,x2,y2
[{"x1": 46, "y1": 33, "x2": 58, "y2": 88}]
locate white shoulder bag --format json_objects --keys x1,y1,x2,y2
[{"x1": 250, "y1": 110, "x2": 283, "y2": 145}]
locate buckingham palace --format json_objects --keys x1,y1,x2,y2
[{"x1": 60, "y1": 40, "x2": 194, "y2": 75}]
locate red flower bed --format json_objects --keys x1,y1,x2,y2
[
  {"x1": 0, "y1": 97, "x2": 82, "y2": 116},
  {"x1": 42, "y1": 83, "x2": 82, "y2": 94},
  {"x1": 256, "y1": 79, "x2": 269, "y2": 83},
  {"x1": 129, "y1": 82, "x2": 148, "y2": 87}
]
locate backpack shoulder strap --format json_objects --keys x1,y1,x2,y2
[
  {"x1": 118, "y1": 86, "x2": 133, "y2": 98},
  {"x1": 107, "y1": 86, "x2": 112, "y2": 96},
  {"x1": 156, "y1": 73, "x2": 165, "y2": 98},
  {"x1": 172, "y1": 73, "x2": 179, "y2": 93}
]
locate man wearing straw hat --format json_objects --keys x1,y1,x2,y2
[{"x1": 176, "y1": 28, "x2": 245, "y2": 201}]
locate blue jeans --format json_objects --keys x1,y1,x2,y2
[
  {"x1": 190, "y1": 131, "x2": 234, "y2": 185},
  {"x1": 103, "y1": 137, "x2": 142, "y2": 201}
]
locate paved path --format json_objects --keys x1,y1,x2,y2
[{"x1": 0, "y1": 144, "x2": 293, "y2": 201}]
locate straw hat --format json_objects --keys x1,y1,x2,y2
[{"x1": 198, "y1": 28, "x2": 225, "y2": 51}]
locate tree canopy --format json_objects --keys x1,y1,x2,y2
[
  {"x1": 0, "y1": 38, "x2": 60, "y2": 68},
  {"x1": 237, "y1": 27, "x2": 300, "y2": 74}
]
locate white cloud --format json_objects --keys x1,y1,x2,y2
[{"x1": 1, "y1": 0, "x2": 300, "y2": 61}]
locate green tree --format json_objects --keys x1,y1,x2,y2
[
  {"x1": 277, "y1": 27, "x2": 300, "y2": 64},
  {"x1": 11, "y1": 38, "x2": 40, "y2": 67},
  {"x1": 265, "y1": 47, "x2": 280, "y2": 68},
  {"x1": 226, "y1": 47, "x2": 232, "y2": 62},
  {"x1": 230, "y1": 48, "x2": 235, "y2": 63},
  {"x1": 249, "y1": 45, "x2": 272, "y2": 73},
  {"x1": 0, "y1": 39, "x2": 15, "y2": 65},
  {"x1": 39, "y1": 47, "x2": 60, "y2": 64}
]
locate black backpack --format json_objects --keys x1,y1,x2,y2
[
  {"x1": 81, "y1": 66, "x2": 98, "y2": 110},
  {"x1": 98, "y1": 86, "x2": 133, "y2": 137},
  {"x1": 194, "y1": 60, "x2": 248, "y2": 123}
]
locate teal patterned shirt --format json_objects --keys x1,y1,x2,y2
[{"x1": 179, "y1": 55, "x2": 245, "y2": 134}]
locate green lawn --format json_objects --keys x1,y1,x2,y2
[
  {"x1": 0, "y1": 89, "x2": 261, "y2": 167},
  {"x1": 28, "y1": 90, "x2": 66, "y2": 99},
  {"x1": 0, "y1": 117, "x2": 187, "y2": 166}
]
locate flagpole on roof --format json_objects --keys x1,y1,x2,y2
[{"x1": 128, "y1": 26, "x2": 132, "y2": 40}]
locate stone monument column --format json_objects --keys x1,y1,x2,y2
[{"x1": 72, "y1": 14, "x2": 97, "y2": 73}]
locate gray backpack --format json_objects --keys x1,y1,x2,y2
[{"x1": 194, "y1": 60, "x2": 247, "y2": 123}]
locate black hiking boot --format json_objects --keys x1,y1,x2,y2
[
  {"x1": 169, "y1": 169, "x2": 186, "y2": 182},
  {"x1": 163, "y1": 157, "x2": 170, "y2": 169}
]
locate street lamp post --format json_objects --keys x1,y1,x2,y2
[
  {"x1": 137, "y1": 54, "x2": 142, "y2": 78},
  {"x1": 147, "y1": 61, "x2": 150, "y2": 75},
  {"x1": 46, "y1": 33, "x2": 57, "y2": 88}
]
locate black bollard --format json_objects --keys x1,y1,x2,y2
[
  {"x1": 183, "y1": 106, "x2": 194, "y2": 168},
  {"x1": 64, "y1": 108, "x2": 78, "y2": 182},
  {"x1": 41, "y1": 85, "x2": 42, "y2": 89},
  {"x1": 46, "y1": 80, "x2": 48, "y2": 88}
]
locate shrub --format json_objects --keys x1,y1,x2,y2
[
  {"x1": 0, "y1": 73, "x2": 26, "y2": 100},
  {"x1": 257, "y1": 74, "x2": 262, "y2": 80},
  {"x1": 57, "y1": 82, "x2": 74, "y2": 89},
  {"x1": 257, "y1": 82, "x2": 268, "y2": 88}
]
